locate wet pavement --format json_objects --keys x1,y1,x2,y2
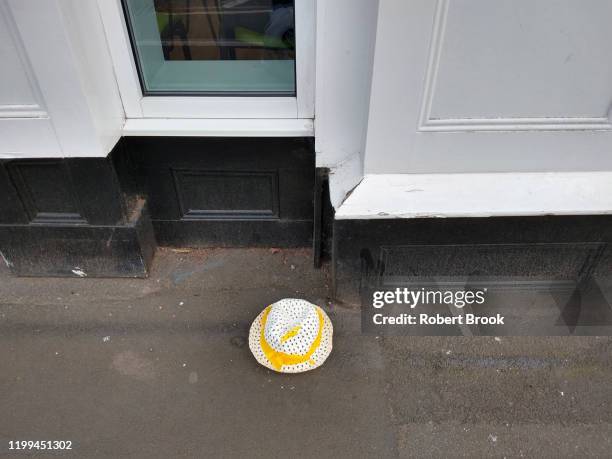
[{"x1": 0, "y1": 248, "x2": 611, "y2": 458}]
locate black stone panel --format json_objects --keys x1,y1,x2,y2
[
  {"x1": 0, "y1": 163, "x2": 28, "y2": 224},
  {"x1": 0, "y1": 199, "x2": 155, "y2": 278},
  {"x1": 66, "y1": 158, "x2": 127, "y2": 225},
  {"x1": 113, "y1": 137, "x2": 315, "y2": 247},
  {"x1": 0, "y1": 152, "x2": 154, "y2": 278},
  {"x1": 333, "y1": 216, "x2": 612, "y2": 304},
  {"x1": 0, "y1": 157, "x2": 126, "y2": 226},
  {"x1": 172, "y1": 169, "x2": 279, "y2": 220},
  {"x1": 6, "y1": 160, "x2": 86, "y2": 225},
  {"x1": 153, "y1": 219, "x2": 312, "y2": 247},
  {"x1": 379, "y1": 243, "x2": 602, "y2": 283}
]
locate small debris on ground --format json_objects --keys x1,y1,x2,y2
[{"x1": 71, "y1": 268, "x2": 87, "y2": 278}]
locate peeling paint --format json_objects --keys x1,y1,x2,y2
[{"x1": 327, "y1": 153, "x2": 364, "y2": 209}]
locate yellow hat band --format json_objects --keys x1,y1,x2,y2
[{"x1": 259, "y1": 305, "x2": 325, "y2": 371}]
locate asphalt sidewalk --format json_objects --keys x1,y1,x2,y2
[{"x1": 0, "y1": 248, "x2": 611, "y2": 458}]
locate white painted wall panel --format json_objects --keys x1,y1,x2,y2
[
  {"x1": 0, "y1": 9, "x2": 40, "y2": 110},
  {"x1": 0, "y1": 1, "x2": 60, "y2": 156},
  {"x1": 0, "y1": 119, "x2": 59, "y2": 157},
  {"x1": 430, "y1": 0, "x2": 612, "y2": 122},
  {"x1": 365, "y1": 0, "x2": 612, "y2": 175},
  {"x1": 58, "y1": 0, "x2": 125, "y2": 156},
  {"x1": 0, "y1": 0, "x2": 123, "y2": 158}
]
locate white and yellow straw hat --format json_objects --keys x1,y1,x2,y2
[{"x1": 249, "y1": 299, "x2": 333, "y2": 373}]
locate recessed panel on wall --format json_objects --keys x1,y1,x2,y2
[
  {"x1": 0, "y1": 2, "x2": 60, "y2": 156},
  {"x1": 421, "y1": 0, "x2": 612, "y2": 131},
  {"x1": 365, "y1": 0, "x2": 612, "y2": 173},
  {"x1": 379, "y1": 243, "x2": 603, "y2": 288},
  {"x1": 113, "y1": 137, "x2": 315, "y2": 247},
  {"x1": 8, "y1": 161, "x2": 86, "y2": 224},
  {"x1": 0, "y1": 3, "x2": 46, "y2": 118},
  {"x1": 172, "y1": 169, "x2": 280, "y2": 220}
]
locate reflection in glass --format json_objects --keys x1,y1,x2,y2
[{"x1": 124, "y1": 0, "x2": 296, "y2": 94}]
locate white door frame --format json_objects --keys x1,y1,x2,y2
[{"x1": 96, "y1": 0, "x2": 315, "y2": 121}]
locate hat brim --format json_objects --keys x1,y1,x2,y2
[{"x1": 249, "y1": 305, "x2": 333, "y2": 373}]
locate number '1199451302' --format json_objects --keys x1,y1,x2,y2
[{"x1": 8, "y1": 440, "x2": 73, "y2": 450}]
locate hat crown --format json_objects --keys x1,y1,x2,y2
[{"x1": 264, "y1": 299, "x2": 320, "y2": 355}]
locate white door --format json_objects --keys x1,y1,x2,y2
[
  {"x1": 0, "y1": 1, "x2": 61, "y2": 157},
  {"x1": 365, "y1": 0, "x2": 612, "y2": 174}
]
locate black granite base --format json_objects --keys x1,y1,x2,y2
[
  {"x1": 0, "y1": 154, "x2": 156, "y2": 278},
  {"x1": 0, "y1": 198, "x2": 155, "y2": 278},
  {"x1": 112, "y1": 137, "x2": 316, "y2": 248},
  {"x1": 333, "y1": 216, "x2": 612, "y2": 304},
  {"x1": 0, "y1": 136, "x2": 320, "y2": 276}
]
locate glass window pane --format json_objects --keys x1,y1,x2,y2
[{"x1": 123, "y1": 0, "x2": 296, "y2": 95}]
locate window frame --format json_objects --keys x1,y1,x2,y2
[{"x1": 97, "y1": 0, "x2": 315, "y2": 120}]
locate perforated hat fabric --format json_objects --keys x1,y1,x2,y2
[{"x1": 249, "y1": 299, "x2": 333, "y2": 373}]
